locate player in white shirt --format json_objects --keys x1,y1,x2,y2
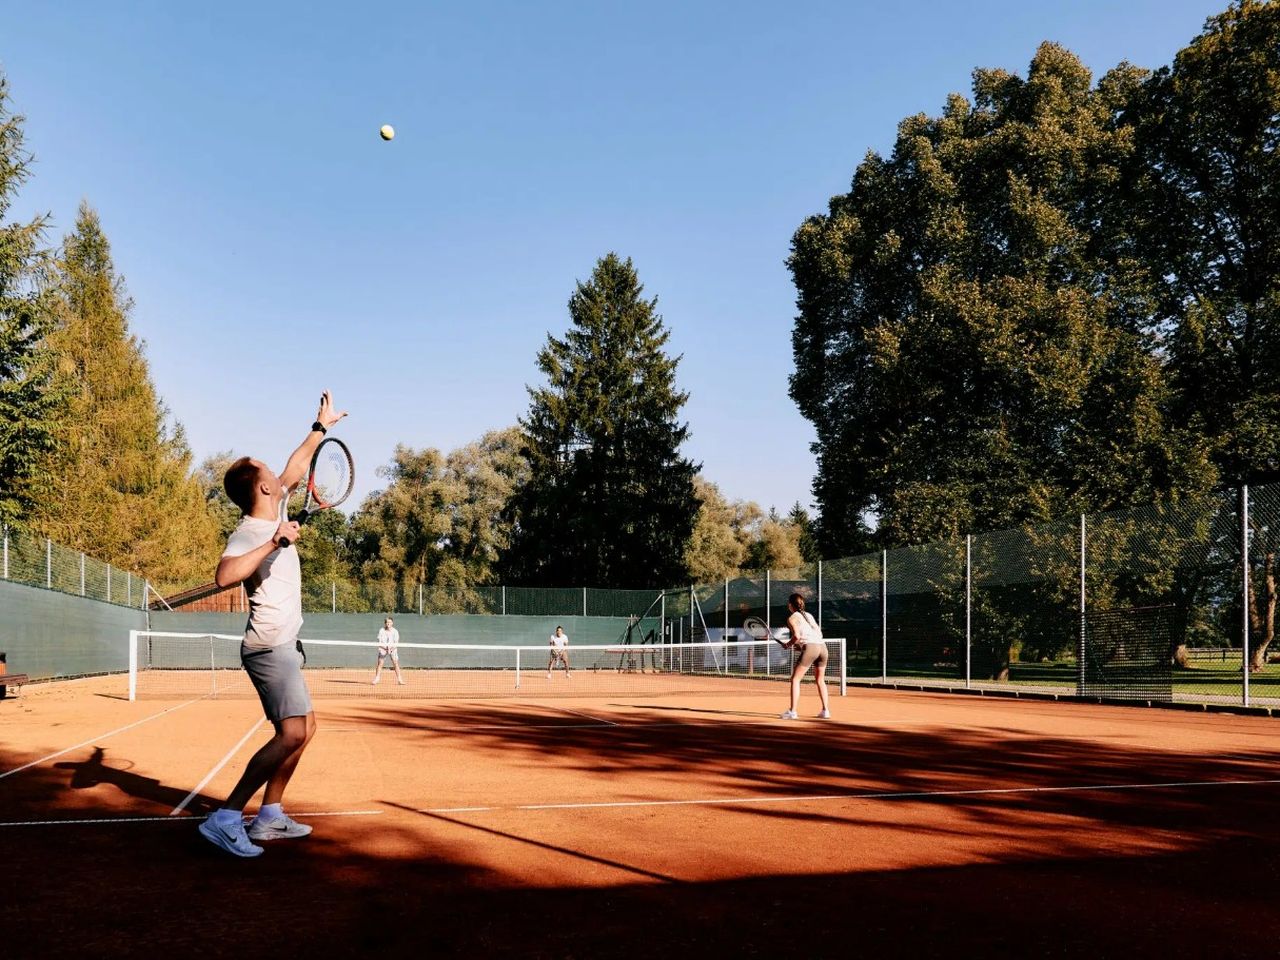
[
  {"x1": 546, "y1": 626, "x2": 572, "y2": 679},
  {"x1": 197, "y1": 391, "x2": 346, "y2": 858},
  {"x1": 372, "y1": 616, "x2": 405, "y2": 685},
  {"x1": 780, "y1": 592, "x2": 831, "y2": 720}
]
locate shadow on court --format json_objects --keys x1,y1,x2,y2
[{"x1": 4, "y1": 697, "x2": 1280, "y2": 958}]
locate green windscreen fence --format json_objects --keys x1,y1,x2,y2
[{"x1": 0, "y1": 579, "x2": 145, "y2": 680}]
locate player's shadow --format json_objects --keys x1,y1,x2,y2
[{"x1": 52, "y1": 746, "x2": 211, "y2": 814}]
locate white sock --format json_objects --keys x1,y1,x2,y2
[
  {"x1": 213, "y1": 808, "x2": 243, "y2": 826},
  {"x1": 257, "y1": 802, "x2": 283, "y2": 822}
]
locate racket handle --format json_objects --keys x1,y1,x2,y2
[{"x1": 277, "y1": 511, "x2": 308, "y2": 547}]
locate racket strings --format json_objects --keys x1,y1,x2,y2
[{"x1": 310, "y1": 448, "x2": 353, "y2": 506}]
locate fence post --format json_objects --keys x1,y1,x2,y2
[
  {"x1": 660, "y1": 591, "x2": 665, "y2": 644},
  {"x1": 1243, "y1": 485, "x2": 1250, "y2": 708},
  {"x1": 881, "y1": 549, "x2": 888, "y2": 684},
  {"x1": 418, "y1": 582, "x2": 424, "y2": 617},
  {"x1": 817, "y1": 560, "x2": 823, "y2": 628},
  {"x1": 2, "y1": 525, "x2": 7, "y2": 579},
  {"x1": 724, "y1": 577, "x2": 729, "y2": 642},
  {"x1": 127, "y1": 571, "x2": 132, "y2": 606},
  {"x1": 46, "y1": 538, "x2": 51, "y2": 588},
  {"x1": 80, "y1": 551, "x2": 85, "y2": 596},
  {"x1": 765, "y1": 569, "x2": 771, "y2": 637},
  {"x1": 331, "y1": 581, "x2": 336, "y2": 613},
  {"x1": 583, "y1": 587, "x2": 587, "y2": 618},
  {"x1": 107, "y1": 564, "x2": 112, "y2": 604},
  {"x1": 1078, "y1": 514, "x2": 1086, "y2": 696},
  {"x1": 965, "y1": 535, "x2": 971, "y2": 690}
]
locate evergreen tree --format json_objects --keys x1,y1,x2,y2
[
  {"x1": 501, "y1": 254, "x2": 699, "y2": 587},
  {"x1": 0, "y1": 73, "x2": 57, "y2": 525},
  {"x1": 32, "y1": 203, "x2": 219, "y2": 588}
]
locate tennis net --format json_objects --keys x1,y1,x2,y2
[{"x1": 127, "y1": 631, "x2": 847, "y2": 700}]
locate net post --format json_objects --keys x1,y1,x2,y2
[
  {"x1": 881, "y1": 550, "x2": 887, "y2": 684},
  {"x1": 965, "y1": 535, "x2": 971, "y2": 690},
  {"x1": 1078, "y1": 514, "x2": 1086, "y2": 697},
  {"x1": 1242, "y1": 485, "x2": 1250, "y2": 707},
  {"x1": 127, "y1": 630, "x2": 139, "y2": 701},
  {"x1": 839, "y1": 638, "x2": 847, "y2": 696}
]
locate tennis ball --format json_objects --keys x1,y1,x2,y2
[{"x1": 379, "y1": 124, "x2": 395, "y2": 141}]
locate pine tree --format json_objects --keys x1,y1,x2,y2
[
  {"x1": 501, "y1": 254, "x2": 699, "y2": 587},
  {"x1": 32, "y1": 203, "x2": 219, "y2": 588},
  {"x1": 0, "y1": 73, "x2": 58, "y2": 525}
]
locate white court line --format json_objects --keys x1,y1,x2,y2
[
  {"x1": 0, "y1": 698, "x2": 202, "y2": 782},
  {"x1": 550, "y1": 706, "x2": 618, "y2": 725},
  {"x1": 424, "y1": 777, "x2": 1280, "y2": 814},
  {"x1": 169, "y1": 717, "x2": 266, "y2": 815},
  {"x1": 0, "y1": 810, "x2": 383, "y2": 828}
]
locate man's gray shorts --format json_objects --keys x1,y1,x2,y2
[{"x1": 241, "y1": 639, "x2": 313, "y2": 722}]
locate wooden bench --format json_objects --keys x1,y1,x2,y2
[{"x1": 0, "y1": 673, "x2": 30, "y2": 699}]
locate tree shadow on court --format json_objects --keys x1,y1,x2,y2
[{"x1": 5, "y1": 696, "x2": 1280, "y2": 959}]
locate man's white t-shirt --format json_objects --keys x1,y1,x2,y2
[
  {"x1": 222, "y1": 515, "x2": 302, "y2": 649},
  {"x1": 549, "y1": 633, "x2": 568, "y2": 651},
  {"x1": 377, "y1": 627, "x2": 400, "y2": 655}
]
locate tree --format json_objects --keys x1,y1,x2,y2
[
  {"x1": 0, "y1": 72, "x2": 57, "y2": 525},
  {"x1": 345, "y1": 428, "x2": 531, "y2": 611},
  {"x1": 788, "y1": 43, "x2": 1214, "y2": 555},
  {"x1": 742, "y1": 508, "x2": 805, "y2": 571},
  {"x1": 1126, "y1": 0, "x2": 1280, "y2": 488},
  {"x1": 686, "y1": 477, "x2": 749, "y2": 582},
  {"x1": 788, "y1": 503, "x2": 819, "y2": 564},
  {"x1": 31, "y1": 203, "x2": 220, "y2": 589},
  {"x1": 195, "y1": 451, "x2": 242, "y2": 541},
  {"x1": 501, "y1": 254, "x2": 699, "y2": 587}
]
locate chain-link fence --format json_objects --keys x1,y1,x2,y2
[
  {"x1": 2, "y1": 525, "x2": 150, "y2": 609},
  {"x1": 5, "y1": 483, "x2": 1277, "y2": 706}
]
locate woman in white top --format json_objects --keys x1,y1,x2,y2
[
  {"x1": 372, "y1": 616, "x2": 405, "y2": 685},
  {"x1": 780, "y1": 593, "x2": 831, "y2": 719}
]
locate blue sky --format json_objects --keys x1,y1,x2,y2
[{"x1": 4, "y1": 0, "x2": 1226, "y2": 514}]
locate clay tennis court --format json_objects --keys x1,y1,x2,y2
[{"x1": 3, "y1": 679, "x2": 1280, "y2": 959}]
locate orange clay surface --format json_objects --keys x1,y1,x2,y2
[{"x1": 2, "y1": 677, "x2": 1279, "y2": 959}]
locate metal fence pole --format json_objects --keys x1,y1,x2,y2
[
  {"x1": 418, "y1": 583, "x2": 424, "y2": 617},
  {"x1": 46, "y1": 538, "x2": 51, "y2": 588},
  {"x1": 331, "y1": 581, "x2": 336, "y2": 613},
  {"x1": 765, "y1": 569, "x2": 771, "y2": 637},
  {"x1": 724, "y1": 577, "x2": 729, "y2": 640},
  {"x1": 660, "y1": 591, "x2": 665, "y2": 644},
  {"x1": 107, "y1": 564, "x2": 112, "y2": 604},
  {"x1": 502, "y1": 585, "x2": 507, "y2": 616},
  {"x1": 881, "y1": 549, "x2": 888, "y2": 683},
  {"x1": 1243, "y1": 485, "x2": 1251, "y2": 708},
  {"x1": 127, "y1": 571, "x2": 132, "y2": 606},
  {"x1": 817, "y1": 560, "x2": 823, "y2": 628},
  {"x1": 2, "y1": 525, "x2": 8, "y2": 579},
  {"x1": 1078, "y1": 514, "x2": 1086, "y2": 696},
  {"x1": 965, "y1": 535, "x2": 971, "y2": 690},
  {"x1": 80, "y1": 551, "x2": 85, "y2": 596},
  {"x1": 583, "y1": 587, "x2": 587, "y2": 618}
]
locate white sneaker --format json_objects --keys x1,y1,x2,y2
[
  {"x1": 817, "y1": 709, "x2": 831, "y2": 719},
  {"x1": 780, "y1": 709, "x2": 798, "y2": 720},
  {"x1": 371, "y1": 676, "x2": 380, "y2": 685},
  {"x1": 199, "y1": 815, "x2": 263, "y2": 857},
  {"x1": 247, "y1": 813, "x2": 313, "y2": 841},
  {"x1": 396, "y1": 678, "x2": 406, "y2": 685}
]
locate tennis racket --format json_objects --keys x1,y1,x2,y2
[
  {"x1": 743, "y1": 616, "x2": 789, "y2": 646},
  {"x1": 278, "y1": 436, "x2": 355, "y2": 547}
]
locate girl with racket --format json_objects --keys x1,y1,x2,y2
[{"x1": 780, "y1": 592, "x2": 831, "y2": 720}]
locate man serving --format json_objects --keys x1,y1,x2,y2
[{"x1": 198, "y1": 391, "x2": 346, "y2": 858}]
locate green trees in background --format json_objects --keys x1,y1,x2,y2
[
  {"x1": 1127, "y1": 0, "x2": 1280, "y2": 487},
  {"x1": 685, "y1": 478, "x2": 810, "y2": 582},
  {"x1": 789, "y1": 42, "x2": 1215, "y2": 555},
  {"x1": 0, "y1": 76, "x2": 57, "y2": 525},
  {"x1": 499, "y1": 254, "x2": 699, "y2": 588},
  {"x1": 31, "y1": 204, "x2": 220, "y2": 588}
]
